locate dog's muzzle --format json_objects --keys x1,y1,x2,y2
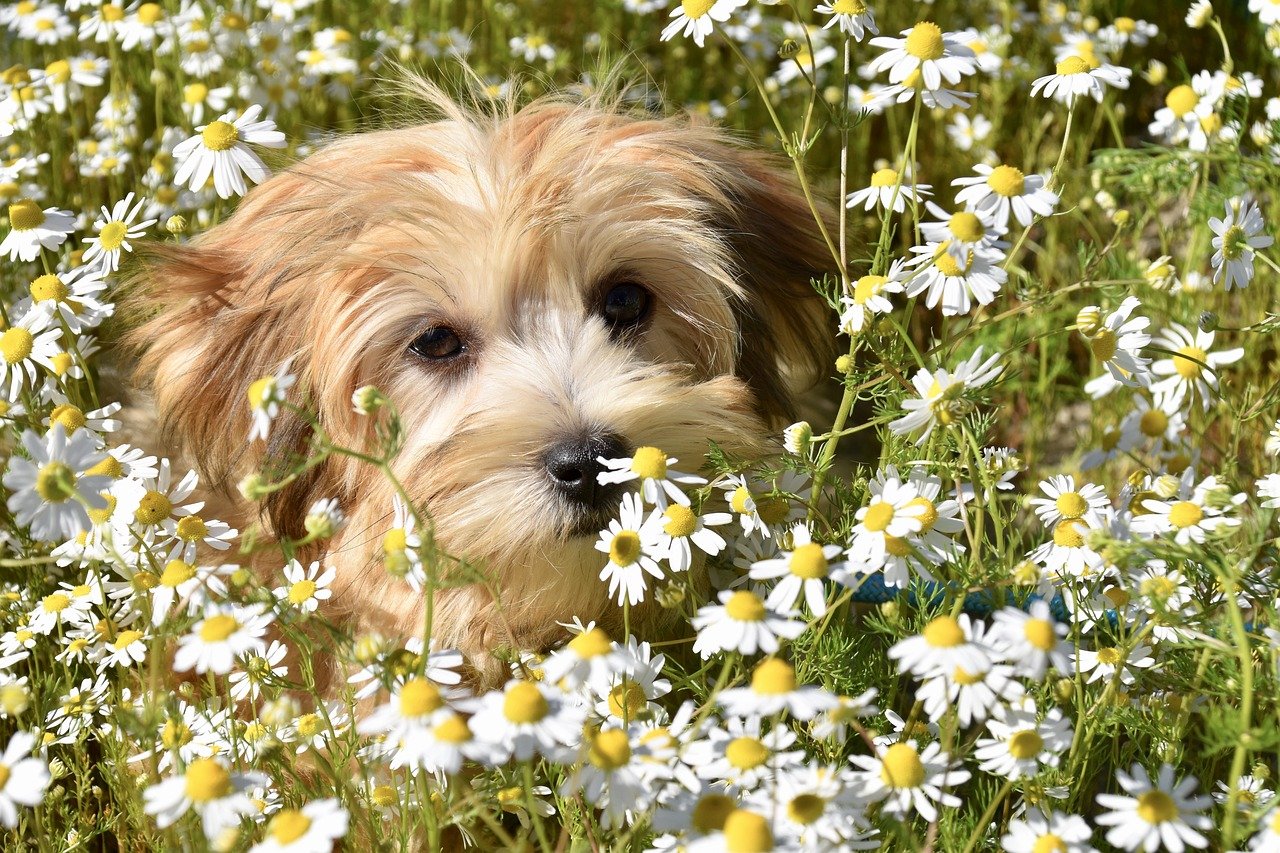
[{"x1": 544, "y1": 432, "x2": 630, "y2": 528}]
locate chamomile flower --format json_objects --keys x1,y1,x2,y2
[
  {"x1": 917, "y1": 657, "x2": 1023, "y2": 727},
  {"x1": 720, "y1": 471, "x2": 807, "y2": 539},
  {"x1": 357, "y1": 677, "x2": 472, "y2": 772},
  {"x1": 690, "y1": 716, "x2": 802, "y2": 789},
  {"x1": 838, "y1": 260, "x2": 908, "y2": 335},
  {"x1": 229, "y1": 640, "x2": 288, "y2": 702},
  {"x1": 1031, "y1": 54, "x2": 1130, "y2": 103},
  {"x1": 81, "y1": 192, "x2": 155, "y2": 274},
  {"x1": 889, "y1": 347, "x2": 1003, "y2": 444},
  {"x1": 597, "y1": 446, "x2": 705, "y2": 508},
  {"x1": 850, "y1": 740, "x2": 969, "y2": 823},
  {"x1": 974, "y1": 699, "x2": 1073, "y2": 780},
  {"x1": 1258, "y1": 473, "x2": 1280, "y2": 509},
  {"x1": 173, "y1": 604, "x2": 271, "y2": 675},
  {"x1": 749, "y1": 524, "x2": 845, "y2": 616},
  {"x1": 249, "y1": 798, "x2": 349, "y2": 853},
  {"x1": 1209, "y1": 197, "x2": 1273, "y2": 290},
  {"x1": 1074, "y1": 642, "x2": 1155, "y2": 687},
  {"x1": 716, "y1": 656, "x2": 835, "y2": 720},
  {"x1": 991, "y1": 601, "x2": 1071, "y2": 678},
  {"x1": 845, "y1": 166, "x2": 932, "y2": 213},
  {"x1": 867, "y1": 22, "x2": 977, "y2": 92},
  {"x1": 596, "y1": 492, "x2": 665, "y2": 606},
  {"x1": 23, "y1": 265, "x2": 111, "y2": 334},
  {"x1": 888, "y1": 614, "x2": 992, "y2": 678},
  {"x1": 905, "y1": 238, "x2": 1008, "y2": 316},
  {"x1": 1250, "y1": 806, "x2": 1280, "y2": 850},
  {"x1": 561, "y1": 725, "x2": 652, "y2": 829},
  {"x1": 1030, "y1": 475, "x2": 1110, "y2": 528},
  {"x1": 0, "y1": 731, "x2": 50, "y2": 828},
  {"x1": 1, "y1": 198, "x2": 75, "y2": 262},
  {"x1": 469, "y1": 679, "x2": 585, "y2": 763},
  {"x1": 691, "y1": 589, "x2": 806, "y2": 658},
  {"x1": 173, "y1": 105, "x2": 286, "y2": 199},
  {"x1": 660, "y1": 0, "x2": 748, "y2": 48},
  {"x1": 1080, "y1": 297, "x2": 1152, "y2": 387},
  {"x1": 4, "y1": 424, "x2": 110, "y2": 542},
  {"x1": 0, "y1": 305, "x2": 60, "y2": 400},
  {"x1": 654, "y1": 502, "x2": 731, "y2": 573},
  {"x1": 272, "y1": 560, "x2": 335, "y2": 614},
  {"x1": 815, "y1": 0, "x2": 877, "y2": 40},
  {"x1": 246, "y1": 361, "x2": 296, "y2": 442},
  {"x1": 1095, "y1": 764, "x2": 1212, "y2": 852},
  {"x1": 1133, "y1": 472, "x2": 1242, "y2": 544},
  {"x1": 1002, "y1": 811, "x2": 1097, "y2": 853},
  {"x1": 143, "y1": 757, "x2": 266, "y2": 840},
  {"x1": 952, "y1": 163, "x2": 1058, "y2": 228},
  {"x1": 540, "y1": 626, "x2": 630, "y2": 688}
]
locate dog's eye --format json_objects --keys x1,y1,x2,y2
[
  {"x1": 409, "y1": 327, "x2": 465, "y2": 360},
  {"x1": 599, "y1": 281, "x2": 651, "y2": 333}
]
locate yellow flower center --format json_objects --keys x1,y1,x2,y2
[
  {"x1": 35, "y1": 462, "x2": 75, "y2": 502},
  {"x1": 680, "y1": 0, "x2": 716, "y2": 19},
  {"x1": 1167, "y1": 501, "x2": 1203, "y2": 529},
  {"x1": 46, "y1": 60, "x2": 70, "y2": 84},
  {"x1": 725, "y1": 736, "x2": 769, "y2": 770},
  {"x1": 175, "y1": 515, "x2": 208, "y2": 542},
  {"x1": 112, "y1": 629, "x2": 142, "y2": 649},
  {"x1": 201, "y1": 120, "x2": 239, "y2": 152},
  {"x1": 295, "y1": 713, "x2": 322, "y2": 738},
  {"x1": 86, "y1": 455, "x2": 123, "y2": 479},
  {"x1": 433, "y1": 713, "x2": 471, "y2": 744},
  {"x1": 1007, "y1": 729, "x2": 1044, "y2": 759},
  {"x1": 862, "y1": 502, "x2": 896, "y2": 532},
  {"x1": 42, "y1": 593, "x2": 70, "y2": 613},
  {"x1": 161, "y1": 560, "x2": 196, "y2": 587},
  {"x1": 161, "y1": 719, "x2": 191, "y2": 748},
  {"x1": 629, "y1": 446, "x2": 667, "y2": 480},
  {"x1": 1090, "y1": 326, "x2": 1118, "y2": 361},
  {"x1": 692, "y1": 793, "x2": 735, "y2": 833},
  {"x1": 269, "y1": 810, "x2": 311, "y2": 844},
  {"x1": 588, "y1": 728, "x2": 631, "y2": 770},
  {"x1": 50, "y1": 352, "x2": 73, "y2": 376},
  {"x1": 756, "y1": 496, "x2": 791, "y2": 525},
  {"x1": 1140, "y1": 409, "x2": 1168, "y2": 437},
  {"x1": 949, "y1": 211, "x2": 986, "y2": 243},
  {"x1": 1173, "y1": 346, "x2": 1206, "y2": 379},
  {"x1": 98, "y1": 221, "x2": 128, "y2": 252},
  {"x1": 934, "y1": 248, "x2": 965, "y2": 277},
  {"x1": 399, "y1": 678, "x2": 444, "y2": 717},
  {"x1": 101, "y1": 4, "x2": 125, "y2": 23},
  {"x1": 30, "y1": 273, "x2": 68, "y2": 302},
  {"x1": 137, "y1": 3, "x2": 163, "y2": 24},
  {"x1": 1115, "y1": 16, "x2": 1136, "y2": 33},
  {"x1": 1220, "y1": 224, "x2": 1245, "y2": 260},
  {"x1": 987, "y1": 165, "x2": 1026, "y2": 197},
  {"x1": 51, "y1": 404, "x2": 86, "y2": 434},
  {"x1": 730, "y1": 485, "x2": 753, "y2": 514},
  {"x1": 1165, "y1": 84, "x2": 1198, "y2": 117},
  {"x1": 184, "y1": 758, "x2": 231, "y2": 803},
  {"x1": 1053, "y1": 519, "x2": 1086, "y2": 548},
  {"x1": 570, "y1": 627, "x2": 613, "y2": 659},
  {"x1": 609, "y1": 530, "x2": 641, "y2": 566},
  {"x1": 1141, "y1": 576, "x2": 1177, "y2": 600},
  {"x1": 199, "y1": 614, "x2": 239, "y2": 642},
  {"x1": 725, "y1": 590, "x2": 766, "y2": 622},
  {"x1": 787, "y1": 793, "x2": 825, "y2": 825},
  {"x1": 788, "y1": 543, "x2": 828, "y2": 579},
  {"x1": 135, "y1": 490, "x2": 172, "y2": 525},
  {"x1": 952, "y1": 666, "x2": 986, "y2": 685},
  {"x1": 132, "y1": 570, "x2": 158, "y2": 591},
  {"x1": 923, "y1": 616, "x2": 964, "y2": 648},
  {"x1": 247, "y1": 375, "x2": 275, "y2": 410},
  {"x1": 383, "y1": 528, "x2": 407, "y2": 554},
  {"x1": 905, "y1": 497, "x2": 939, "y2": 532},
  {"x1": 750, "y1": 658, "x2": 797, "y2": 695},
  {"x1": 885, "y1": 535, "x2": 912, "y2": 557},
  {"x1": 1095, "y1": 646, "x2": 1122, "y2": 666},
  {"x1": 723, "y1": 810, "x2": 773, "y2": 853},
  {"x1": 905, "y1": 22, "x2": 945, "y2": 61},
  {"x1": 288, "y1": 579, "x2": 317, "y2": 605},
  {"x1": 8, "y1": 198, "x2": 44, "y2": 230},
  {"x1": 1136, "y1": 790, "x2": 1178, "y2": 824},
  {"x1": 608, "y1": 682, "x2": 646, "y2": 718},
  {"x1": 831, "y1": 0, "x2": 867, "y2": 13},
  {"x1": 1032, "y1": 834, "x2": 1067, "y2": 853},
  {"x1": 1024, "y1": 618, "x2": 1057, "y2": 651},
  {"x1": 853, "y1": 274, "x2": 888, "y2": 305},
  {"x1": 870, "y1": 167, "x2": 899, "y2": 188},
  {"x1": 1055, "y1": 492, "x2": 1088, "y2": 519},
  {"x1": 503, "y1": 682, "x2": 549, "y2": 724},
  {"x1": 879, "y1": 743, "x2": 926, "y2": 788},
  {"x1": 1200, "y1": 112, "x2": 1223, "y2": 134},
  {"x1": 663, "y1": 504, "x2": 697, "y2": 537},
  {"x1": 1055, "y1": 55, "x2": 1090, "y2": 76},
  {"x1": 1, "y1": 328, "x2": 34, "y2": 365}
]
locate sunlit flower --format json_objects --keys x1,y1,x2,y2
[
  {"x1": 1095, "y1": 764, "x2": 1212, "y2": 852},
  {"x1": 660, "y1": 0, "x2": 748, "y2": 48},
  {"x1": 173, "y1": 105, "x2": 286, "y2": 199},
  {"x1": 850, "y1": 740, "x2": 969, "y2": 822},
  {"x1": 81, "y1": 192, "x2": 155, "y2": 274},
  {"x1": 1, "y1": 198, "x2": 75, "y2": 262},
  {"x1": 1209, "y1": 197, "x2": 1273, "y2": 290}
]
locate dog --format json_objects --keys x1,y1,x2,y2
[{"x1": 124, "y1": 77, "x2": 834, "y2": 689}]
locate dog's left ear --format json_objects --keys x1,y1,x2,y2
[{"x1": 699, "y1": 139, "x2": 838, "y2": 424}]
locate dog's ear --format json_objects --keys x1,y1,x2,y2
[
  {"x1": 693, "y1": 136, "x2": 838, "y2": 425},
  {"x1": 122, "y1": 163, "x2": 355, "y2": 539}
]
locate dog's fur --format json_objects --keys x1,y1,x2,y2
[{"x1": 125, "y1": 78, "x2": 834, "y2": 687}]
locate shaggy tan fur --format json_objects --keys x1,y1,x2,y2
[{"x1": 124, "y1": 78, "x2": 834, "y2": 689}]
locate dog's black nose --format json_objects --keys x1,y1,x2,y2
[{"x1": 544, "y1": 433, "x2": 629, "y2": 507}]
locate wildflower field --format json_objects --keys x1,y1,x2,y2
[{"x1": 8, "y1": 0, "x2": 1280, "y2": 849}]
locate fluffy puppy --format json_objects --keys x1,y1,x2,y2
[{"x1": 126, "y1": 79, "x2": 834, "y2": 687}]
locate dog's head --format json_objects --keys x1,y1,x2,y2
[{"x1": 127, "y1": 79, "x2": 834, "y2": 664}]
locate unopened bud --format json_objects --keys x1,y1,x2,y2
[
  {"x1": 1076, "y1": 306, "x2": 1103, "y2": 336},
  {"x1": 1198, "y1": 311, "x2": 1219, "y2": 333},
  {"x1": 351, "y1": 384, "x2": 386, "y2": 415},
  {"x1": 165, "y1": 214, "x2": 187, "y2": 234},
  {"x1": 783, "y1": 421, "x2": 812, "y2": 455},
  {"x1": 835, "y1": 354, "x2": 853, "y2": 374},
  {"x1": 777, "y1": 38, "x2": 801, "y2": 60}
]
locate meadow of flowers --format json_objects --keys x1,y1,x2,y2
[{"x1": 5, "y1": 0, "x2": 1280, "y2": 850}]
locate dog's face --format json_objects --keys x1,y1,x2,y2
[{"x1": 129, "y1": 84, "x2": 833, "y2": 676}]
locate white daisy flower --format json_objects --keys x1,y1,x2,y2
[
  {"x1": 1149, "y1": 323, "x2": 1242, "y2": 411},
  {"x1": 1095, "y1": 764, "x2": 1212, "y2": 852},
  {"x1": 173, "y1": 604, "x2": 272, "y2": 675},
  {"x1": 850, "y1": 740, "x2": 970, "y2": 823},
  {"x1": 1118, "y1": 392, "x2": 1186, "y2": 451},
  {"x1": 229, "y1": 639, "x2": 288, "y2": 702},
  {"x1": 1080, "y1": 297, "x2": 1152, "y2": 387},
  {"x1": 142, "y1": 757, "x2": 267, "y2": 841},
  {"x1": 469, "y1": 678, "x2": 585, "y2": 763},
  {"x1": 0, "y1": 198, "x2": 75, "y2": 262},
  {"x1": 974, "y1": 698, "x2": 1073, "y2": 780},
  {"x1": 248, "y1": 798, "x2": 349, "y2": 853},
  {"x1": 597, "y1": 446, "x2": 705, "y2": 509},
  {"x1": 540, "y1": 626, "x2": 631, "y2": 689},
  {"x1": 904, "y1": 239, "x2": 1008, "y2": 316},
  {"x1": 1031, "y1": 54, "x2": 1131, "y2": 103},
  {"x1": 844, "y1": 471, "x2": 925, "y2": 575},
  {"x1": 1133, "y1": 471, "x2": 1242, "y2": 544},
  {"x1": 0, "y1": 305, "x2": 60, "y2": 401},
  {"x1": 1209, "y1": 197, "x2": 1273, "y2": 290},
  {"x1": 1002, "y1": 811, "x2": 1097, "y2": 853},
  {"x1": 1029, "y1": 475, "x2": 1110, "y2": 529},
  {"x1": 173, "y1": 104, "x2": 286, "y2": 199},
  {"x1": 946, "y1": 112, "x2": 992, "y2": 153},
  {"x1": 80, "y1": 192, "x2": 155, "y2": 274},
  {"x1": 246, "y1": 360, "x2": 296, "y2": 442},
  {"x1": 952, "y1": 163, "x2": 1058, "y2": 228},
  {"x1": 919, "y1": 202, "x2": 1007, "y2": 261},
  {"x1": 689, "y1": 716, "x2": 803, "y2": 789},
  {"x1": 272, "y1": 559, "x2": 335, "y2": 614},
  {"x1": 654, "y1": 501, "x2": 731, "y2": 573},
  {"x1": 749, "y1": 523, "x2": 846, "y2": 616},
  {"x1": 838, "y1": 260, "x2": 908, "y2": 336},
  {"x1": 660, "y1": 0, "x2": 748, "y2": 48},
  {"x1": 888, "y1": 613, "x2": 992, "y2": 678},
  {"x1": 1074, "y1": 642, "x2": 1155, "y2": 687},
  {"x1": 0, "y1": 731, "x2": 51, "y2": 828},
  {"x1": 691, "y1": 589, "x2": 806, "y2": 659},
  {"x1": 595, "y1": 492, "x2": 666, "y2": 606},
  {"x1": 889, "y1": 347, "x2": 1003, "y2": 444},
  {"x1": 867, "y1": 22, "x2": 977, "y2": 92},
  {"x1": 815, "y1": 0, "x2": 877, "y2": 40},
  {"x1": 3, "y1": 424, "x2": 110, "y2": 542},
  {"x1": 845, "y1": 166, "x2": 932, "y2": 214},
  {"x1": 23, "y1": 265, "x2": 111, "y2": 334},
  {"x1": 991, "y1": 600, "x2": 1071, "y2": 679},
  {"x1": 720, "y1": 471, "x2": 808, "y2": 539},
  {"x1": 917, "y1": 657, "x2": 1023, "y2": 728},
  {"x1": 716, "y1": 656, "x2": 836, "y2": 720}
]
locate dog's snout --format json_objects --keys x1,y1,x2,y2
[{"x1": 544, "y1": 433, "x2": 629, "y2": 507}]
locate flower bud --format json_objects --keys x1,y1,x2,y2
[
  {"x1": 165, "y1": 214, "x2": 187, "y2": 234},
  {"x1": 783, "y1": 421, "x2": 812, "y2": 455},
  {"x1": 835, "y1": 354, "x2": 853, "y2": 374},
  {"x1": 777, "y1": 38, "x2": 800, "y2": 60},
  {"x1": 1198, "y1": 311, "x2": 1219, "y2": 333},
  {"x1": 1075, "y1": 306, "x2": 1103, "y2": 337},
  {"x1": 351, "y1": 384, "x2": 386, "y2": 415}
]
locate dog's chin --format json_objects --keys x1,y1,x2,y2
[{"x1": 564, "y1": 505, "x2": 620, "y2": 539}]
